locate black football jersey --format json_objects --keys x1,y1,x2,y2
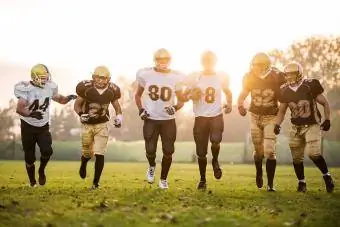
[
  {"x1": 279, "y1": 79, "x2": 323, "y2": 126},
  {"x1": 243, "y1": 68, "x2": 286, "y2": 116},
  {"x1": 76, "y1": 80, "x2": 121, "y2": 124}
]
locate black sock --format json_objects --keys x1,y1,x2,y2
[
  {"x1": 81, "y1": 155, "x2": 91, "y2": 165},
  {"x1": 39, "y1": 156, "x2": 50, "y2": 173},
  {"x1": 26, "y1": 163, "x2": 36, "y2": 184},
  {"x1": 293, "y1": 162, "x2": 305, "y2": 180},
  {"x1": 255, "y1": 159, "x2": 263, "y2": 176},
  {"x1": 266, "y1": 159, "x2": 276, "y2": 187},
  {"x1": 198, "y1": 157, "x2": 207, "y2": 182},
  {"x1": 211, "y1": 144, "x2": 220, "y2": 163},
  {"x1": 146, "y1": 155, "x2": 156, "y2": 167},
  {"x1": 311, "y1": 156, "x2": 329, "y2": 175},
  {"x1": 160, "y1": 155, "x2": 172, "y2": 180},
  {"x1": 93, "y1": 155, "x2": 104, "y2": 185}
]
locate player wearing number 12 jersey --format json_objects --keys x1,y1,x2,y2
[
  {"x1": 14, "y1": 64, "x2": 77, "y2": 187},
  {"x1": 237, "y1": 53, "x2": 285, "y2": 191},
  {"x1": 185, "y1": 51, "x2": 232, "y2": 190},
  {"x1": 135, "y1": 48, "x2": 186, "y2": 189}
]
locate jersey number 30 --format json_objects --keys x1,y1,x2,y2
[
  {"x1": 148, "y1": 85, "x2": 172, "y2": 101},
  {"x1": 29, "y1": 97, "x2": 50, "y2": 112}
]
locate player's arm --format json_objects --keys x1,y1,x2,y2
[
  {"x1": 174, "y1": 91, "x2": 185, "y2": 110},
  {"x1": 135, "y1": 84, "x2": 144, "y2": 112},
  {"x1": 74, "y1": 96, "x2": 85, "y2": 115},
  {"x1": 16, "y1": 98, "x2": 31, "y2": 117},
  {"x1": 275, "y1": 103, "x2": 288, "y2": 125},
  {"x1": 52, "y1": 93, "x2": 77, "y2": 104},
  {"x1": 223, "y1": 88, "x2": 233, "y2": 106},
  {"x1": 316, "y1": 94, "x2": 331, "y2": 131}
]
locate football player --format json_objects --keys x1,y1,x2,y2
[
  {"x1": 135, "y1": 48, "x2": 185, "y2": 189},
  {"x1": 185, "y1": 51, "x2": 232, "y2": 190},
  {"x1": 274, "y1": 62, "x2": 334, "y2": 193},
  {"x1": 14, "y1": 64, "x2": 77, "y2": 187},
  {"x1": 237, "y1": 53, "x2": 285, "y2": 191},
  {"x1": 74, "y1": 66, "x2": 122, "y2": 189}
]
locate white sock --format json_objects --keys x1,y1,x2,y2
[
  {"x1": 323, "y1": 172, "x2": 331, "y2": 177},
  {"x1": 298, "y1": 179, "x2": 306, "y2": 183}
]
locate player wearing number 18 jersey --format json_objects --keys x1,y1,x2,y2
[
  {"x1": 14, "y1": 64, "x2": 77, "y2": 187},
  {"x1": 135, "y1": 48, "x2": 186, "y2": 189},
  {"x1": 185, "y1": 51, "x2": 232, "y2": 190}
]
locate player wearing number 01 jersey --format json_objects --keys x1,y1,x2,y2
[
  {"x1": 185, "y1": 51, "x2": 232, "y2": 190},
  {"x1": 275, "y1": 62, "x2": 334, "y2": 193},
  {"x1": 135, "y1": 48, "x2": 186, "y2": 189},
  {"x1": 237, "y1": 53, "x2": 285, "y2": 191},
  {"x1": 14, "y1": 64, "x2": 77, "y2": 187}
]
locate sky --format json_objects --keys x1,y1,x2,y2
[{"x1": 0, "y1": 0, "x2": 340, "y2": 103}]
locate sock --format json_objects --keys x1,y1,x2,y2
[
  {"x1": 211, "y1": 144, "x2": 220, "y2": 163},
  {"x1": 93, "y1": 155, "x2": 104, "y2": 185},
  {"x1": 147, "y1": 155, "x2": 156, "y2": 167},
  {"x1": 198, "y1": 157, "x2": 207, "y2": 182},
  {"x1": 160, "y1": 155, "x2": 172, "y2": 180},
  {"x1": 323, "y1": 172, "x2": 331, "y2": 176},
  {"x1": 311, "y1": 156, "x2": 329, "y2": 175},
  {"x1": 266, "y1": 159, "x2": 276, "y2": 187},
  {"x1": 293, "y1": 162, "x2": 305, "y2": 181},
  {"x1": 81, "y1": 155, "x2": 91, "y2": 165},
  {"x1": 26, "y1": 163, "x2": 36, "y2": 184},
  {"x1": 255, "y1": 159, "x2": 263, "y2": 176},
  {"x1": 39, "y1": 156, "x2": 50, "y2": 173},
  {"x1": 299, "y1": 179, "x2": 306, "y2": 183}
]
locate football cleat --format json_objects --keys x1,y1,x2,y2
[
  {"x1": 323, "y1": 175, "x2": 335, "y2": 193},
  {"x1": 158, "y1": 179, "x2": 169, "y2": 189},
  {"x1": 197, "y1": 181, "x2": 207, "y2": 190},
  {"x1": 256, "y1": 172, "x2": 263, "y2": 189},
  {"x1": 212, "y1": 160, "x2": 222, "y2": 180},
  {"x1": 79, "y1": 161, "x2": 87, "y2": 179},
  {"x1": 146, "y1": 166, "x2": 155, "y2": 184},
  {"x1": 29, "y1": 181, "x2": 37, "y2": 188},
  {"x1": 91, "y1": 183, "x2": 100, "y2": 190},
  {"x1": 297, "y1": 182, "x2": 307, "y2": 193},
  {"x1": 38, "y1": 169, "x2": 46, "y2": 186},
  {"x1": 267, "y1": 185, "x2": 276, "y2": 192}
]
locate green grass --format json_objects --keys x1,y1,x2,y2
[{"x1": 0, "y1": 161, "x2": 339, "y2": 227}]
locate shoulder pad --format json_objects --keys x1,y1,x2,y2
[
  {"x1": 137, "y1": 67, "x2": 153, "y2": 75},
  {"x1": 14, "y1": 81, "x2": 34, "y2": 92},
  {"x1": 46, "y1": 81, "x2": 58, "y2": 89},
  {"x1": 80, "y1": 80, "x2": 93, "y2": 87},
  {"x1": 109, "y1": 82, "x2": 120, "y2": 92}
]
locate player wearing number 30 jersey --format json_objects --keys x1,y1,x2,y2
[
  {"x1": 135, "y1": 48, "x2": 186, "y2": 189},
  {"x1": 14, "y1": 64, "x2": 77, "y2": 187}
]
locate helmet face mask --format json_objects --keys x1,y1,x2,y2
[
  {"x1": 201, "y1": 51, "x2": 217, "y2": 72},
  {"x1": 154, "y1": 48, "x2": 171, "y2": 71},
  {"x1": 31, "y1": 64, "x2": 50, "y2": 88},
  {"x1": 92, "y1": 66, "x2": 111, "y2": 89}
]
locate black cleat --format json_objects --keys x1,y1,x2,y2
[
  {"x1": 197, "y1": 181, "x2": 207, "y2": 190},
  {"x1": 79, "y1": 162, "x2": 87, "y2": 179},
  {"x1": 323, "y1": 175, "x2": 335, "y2": 193},
  {"x1": 267, "y1": 185, "x2": 276, "y2": 192},
  {"x1": 212, "y1": 160, "x2": 222, "y2": 180},
  {"x1": 297, "y1": 182, "x2": 307, "y2": 193},
  {"x1": 256, "y1": 172, "x2": 263, "y2": 188},
  {"x1": 38, "y1": 169, "x2": 46, "y2": 186}
]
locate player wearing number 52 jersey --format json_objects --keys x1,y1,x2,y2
[
  {"x1": 14, "y1": 64, "x2": 77, "y2": 187},
  {"x1": 185, "y1": 51, "x2": 232, "y2": 190},
  {"x1": 275, "y1": 62, "x2": 334, "y2": 193},
  {"x1": 135, "y1": 48, "x2": 186, "y2": 189},
  {"x1": 237, "y1": 53, "x2": 285, "y2": 192}
]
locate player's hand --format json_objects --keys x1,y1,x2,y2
[
  {"x1": 79, "y1": 113, "x2": 90, "y2": 124},
  {"x1": 238, "y1": 105, "x2": 247, "y2": 116},
  {"x1": 320, "y1": 119, "x2": 331, "y2": 131},
  {"x1": 223, "y1": 104, "x2": 232, "y2": 114},
  {"x1": 139, "y1": 108, "x2": 149, "y2": 120},
  {"x1": 66, "y1": 94, "x2": 77, "y2": 102},
  {"x1": 29, "y1": 111, "x2": 43, "y2": 120},
  {"x1": 165, "y1": 106, "x2": 176, "y2": 115},
  {"x1": 114, "y1": 114, "x2": 123, "y2": 128},
  {"x1": 274, "y1": 124, "x2": 281, "y2": 135}
]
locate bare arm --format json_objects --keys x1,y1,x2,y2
[
  {"x1": 74, "y1": 97, "x2": 84, "y2": 115},
  {"x1": 16, "y1": 98, "x2": 31, "y2": 117},
  {"x1": 174, "y1": 91, "x2": 185, "y2": 111},
  {"x1": 111, "y1": 99, "x2": 122, "y2": 115},
  {"x1": 223, "y1": 88, "x2": 233, "y2": 106},
  {"x1": 237, "y1": 89, "x2": 249, "y2": 106},
  {"x1": 52, "y1": 94, "x2": 72, "y2": 104},
  {"x1": 316, "y1": 94, "x2": 330, "y2": 120},
  {"x1": 135, "y1": 85, "x2": 144, "y2": 112},
  {"x1": 275, "y1": 103, "x2": 288, "y2": 125}
]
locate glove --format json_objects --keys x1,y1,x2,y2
[
  {"x1": 66, "y1": 94, "x2": 78, "y2": 102},
  {"x1": 29, "y1": 111, "x2": 43, "y2": 120},
  {"x1": 320, "y1": 119, "x2": 331, "y2": 131},
  {"x1": 238, "y1": 105, "x2": 247, "y2": 116},
  {"x1": 165, "y1": 106, "x2": 176, "y2": 115},
  {"x1": 114, "y1": 114, "x2": 123, "y2": 128},
  {"x1": 223, "y1": 104, "x2": 232, "y2": 114},
  {"x1": 274, "y1": 124, "x2": 281, "y2": 135},
  {"x1": 139, "y1": 108, "x2": 149, "y2": 120},
  {"x1": 78, "y1": 112, "x2": 90, "y2": 124}
]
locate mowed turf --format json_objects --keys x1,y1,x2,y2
[{"x1": 0, "y1": 161, "x2": 339, "y2": 227}]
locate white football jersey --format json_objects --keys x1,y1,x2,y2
[
  {"x1": 14, "y1": 81, "x2": 58, "y2": 127},
  {"x1": 136, "y1": 68, "x2": 185, "y2": 120},
  {"x1": 186, "y1": 71, "x2": 230, "y2": 117}
]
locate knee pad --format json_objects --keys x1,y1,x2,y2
[{"x1": 306, "y1": 140, "x2": 321, "y2": 159}]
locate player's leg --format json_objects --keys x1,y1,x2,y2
[
  {"x1": 250, "y1": 114, "x2": 264, "y2": 188},
  {"x1": 21, "y1": 120, "x2": 37, "y2": 187},
  {"x1": 143, "y1": 119, "x2": 160, "y2": 184},
  {"x1": 289, "y1": 126, "x2": 307, "y2": 192},
  {"x1": 209, "y1": 114, "x2": 224, "y2": 180},
  {"x1": 306, "y1": 124, "x2": 334, "y2": 193},
  {"x1": 263, "y1": 116, "x2": 277, "y2": 191},
  {"x1": 79, "y1": 124, "x2": 94, "y2": 179},
  {"x1": 91, "y1": 122, "x2": 110, "y2": 188},
  {"x1": 193, "y1": 117, "x2": 209, "y2": 189},
  {"x1": 36, "y1": 124, "x2": 53, "y2": 186},
  {"x1": 159, "y1": 119, "x2": 177, "y2": 189}
]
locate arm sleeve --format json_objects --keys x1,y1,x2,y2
[
  {"x1": 14, "y1": 82, "x2": 29, "y2": 100},
  {"x1": 310, "y1": 79, "x2": 324, "y2": 98},
  {"x1": 136, "y1": 69, "x2": 146, "y2": 88}
]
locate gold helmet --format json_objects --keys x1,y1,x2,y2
[
  {"x1": 154, "y1": 48, "x2": 171, "y2": 70},
  {"x1": 92, "y1": 66, "x2": 111, "y2": 89},
  {"x1": 250, "y1": 52, "x2": 272, "y2": 77},
  {"x1": 284, "y1": 62, "x2": 303, "y2": 86},
  {"x1": 31, "y1": 64, "x2": 50, "y2": 88}
]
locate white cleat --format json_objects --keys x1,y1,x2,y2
[
  {"x1": 146, "y1": 166, "x2": 155, "y2": 184},
  {"x1": 158, "y1": 179, "x2": 169, "y2": 189}
]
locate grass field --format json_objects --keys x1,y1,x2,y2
[{"x1": 0, "y1": 161, "x2": 339, "y2": 227}]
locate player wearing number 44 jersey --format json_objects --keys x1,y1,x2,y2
[
  {"x1": 238, "y1": 53, "x2": 285, "y2": 191},
  {"x1": 184, "y1": 51, "x2": 232, "y2": 190},
  {"x1": 14, "y1": 64, "x2": 77, "y2": 187},
  {"x1": 275, "y1": 62, "x2": 334, "y2": 193},
  {"x1": 135, "y1": 48, "x2": 186, "y2": 189}
]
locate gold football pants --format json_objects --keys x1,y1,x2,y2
[{"x1": 81, "y1": 122, "x2": 109, "y2": 158}]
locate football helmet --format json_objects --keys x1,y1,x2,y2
[
  {"x1": 284, "y1": 62, "x2": 303, "y2": 86},
  {"x1": 250, "y1": 52, "x2": 272, "y2": 77},
  {"x1": 154, "y1": 48, "x2": 171, "y2": 71},
  {"x1": 92, "y1": 66, "x2": 111, "y2": 89},
  {"x1": 201, "y1": 50, "x2": 217, "y2": 71},
  {"x1": 31, "y1": 64, "x2": 50, "y2": 88}
]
